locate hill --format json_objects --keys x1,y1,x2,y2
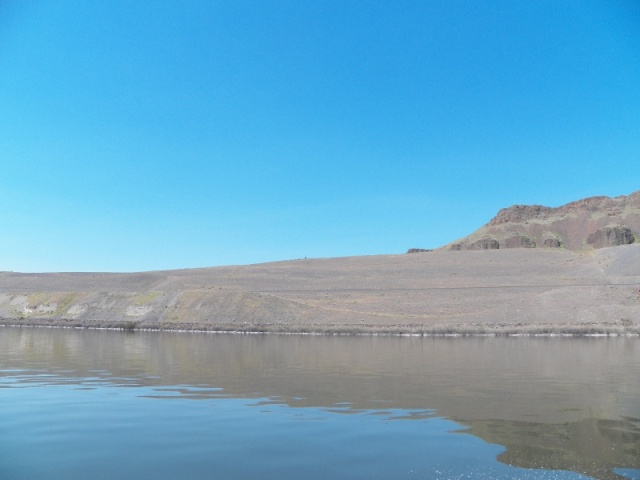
[
  {"x1": 1, "y1": 191, "x2": 639, "y2": 334},
  {"x1": 446, "y1": 191, "x2": 640, "y2": 251}
]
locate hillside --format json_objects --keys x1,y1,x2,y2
[
  {"x1": 446, "y1": 191, "x2": 640, "y2": 251},
  {"x1": 1, "y1": 245, "x2": 639, "y2": 334},
  {"x1": 1, "y1": 191, "x2": 639, "y2": 334}
]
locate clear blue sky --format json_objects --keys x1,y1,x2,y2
[{"x1": 1, "y1": 1, "x2": 639, "y2": 272}]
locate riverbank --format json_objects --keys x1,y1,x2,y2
[
  {"x1": 2, "y1": 319, "x2": 640, "y2": 335},
  {"x1": 2, "y1": 245, "x2": 639, "y2": 335}
]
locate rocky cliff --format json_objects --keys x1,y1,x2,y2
[{"x1": 447, "y1": 190, "x2": 640, "y2": 251}]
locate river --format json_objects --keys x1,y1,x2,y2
[{"x1": 0, "y1": 327, "x2": 638, "y2": 479}]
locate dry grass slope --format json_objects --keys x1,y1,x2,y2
[{"x1": 1, "y1": 242, "x2": 639, "y2": 335}]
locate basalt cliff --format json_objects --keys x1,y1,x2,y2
[{"x1": 446, "y1": 191, "x2": 640, "y2": 251}]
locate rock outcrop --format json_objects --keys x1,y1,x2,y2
[
  {"x1": 542, "y1": 237, "x2": 562, "y2": 248},
  {"x1": 468, "y1": 237, "x2": 500, "y2": 250},
  {"x1": 503, "y1": 234, "x2": 536, "y2": 249},
  {"x1": 446, "y1": 190, "x2": 640, "y2": 251},
  {"x1": 586, "y1": 225, "x2": 635, "y2": 248}
]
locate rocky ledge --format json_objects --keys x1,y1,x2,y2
[{"x1": 447, "y1": 190, "x2": 640, "y2": 251}]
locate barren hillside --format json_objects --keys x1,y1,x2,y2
[
  {"x1": 1, "y1": 245, "x2": 639, "y2": 334},
  {"x1": 1, "y1": 191, "x2": 639, "y2": 334},
  {"x1": 446, "y1": 191, "x2": 640, "y2": 251}
]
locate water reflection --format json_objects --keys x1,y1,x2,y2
[{"x1": 0, "y1": 327, "x2": 638, "y2": 479}]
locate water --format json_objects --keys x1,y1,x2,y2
[{"x1": 0, "y1": 327, "x2": 638, "y2": 480}]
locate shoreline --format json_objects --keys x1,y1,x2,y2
[{"x1": 3, "y1": 319, "x2": 639, "y2": 337}]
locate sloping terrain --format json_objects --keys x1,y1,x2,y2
[
  {"x1": 1, "y1": 244, "x2": 639, "y2": 334},
  {"x1": 1, "y1": 190, "x2": 639, "y2": 334},
  {"x1": 447, "y1": 191, "x2": 640, "y2": 251}
]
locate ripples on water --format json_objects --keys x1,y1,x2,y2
[{"x1": 0, "y1": 327, "x2": 638, "y2": 480}]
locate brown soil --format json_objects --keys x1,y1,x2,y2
[{"x1": 1, "y1": 244, "x2": 639, "y2": 335}]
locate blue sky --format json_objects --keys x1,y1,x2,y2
[{"x1": 1, "y1": 1, "x2": 639, "y2": 272}]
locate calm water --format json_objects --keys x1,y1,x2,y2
[{"x1": 0, "y1": 327, "x2": 638, "y2": 480}]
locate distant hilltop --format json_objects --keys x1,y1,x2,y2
[{"x1": 444, "y1": 190, "x2": 640, "y2": 251}]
